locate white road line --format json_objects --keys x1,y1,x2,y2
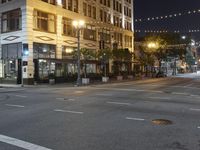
[
  {"x1": 14, "y1": 95, "x2": 27, "y2": 98},
  {"x1": 197, "y1": 126, "x2": 200, "y2": 129},
  {"x1": 54, "y1": 109, "x2": 83, "y2": 114},
  {"x1": 74, "y1": 91, "x2": 84, "y2": 94},
  {"x1": 107, "y1": 101, "x2": 131, "y2": 106},
  {"x1": 190, "y1": 108, "x2": 200, "y2": 111},
  {"x1": 0, "y1": 134, "x2": 52, "y2": 150},
  {"x1": 190, "y1": 95, "x2": 199, "y2": 97},
  {"x1": 172, "y1": 92, "x2": 188, "y2": 95},
  {"x1": 5, "y1": 104, "x2": 25, "y2": 108},
  {"x1": 68, "y1": 98, "x2": 75, "y2": 101},
  {"x1": 149, "y1": 97, "x2": 170, "y2": 100},
  {"x1": 96, "y1": 94, "x2": 113, "y2": 96},
  {"x1": 126, "y1": 117, "x2": 145, "y2": 121}
]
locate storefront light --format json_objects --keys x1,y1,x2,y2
[
  {"x1": 57, "y1": 0, "x2": 62, "y2": 6},
  {"x1": 43, "y1": 48, "x2": 47, "y2": 52},
  {"x1": 65, "y1": 48, "x2": 73, "y2": 53}
]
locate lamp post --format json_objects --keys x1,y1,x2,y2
[{"x1": 72, "y1": 20, "x2": 85, "y2": 86}]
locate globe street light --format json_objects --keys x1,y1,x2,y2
[{"x1": 72, "y1": 20, "x2": 85, "y2": 86}]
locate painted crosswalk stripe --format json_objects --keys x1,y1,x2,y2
[{"x1": 0, "y1": 134, "x2": 52, "y2": 150}]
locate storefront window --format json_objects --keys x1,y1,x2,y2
[
  {"x1": 1, "y1": 43, "x2": 22, "y2": 82},
  {"x1": 33, "y1": 43, "x2": 56, "y2": 59},
  {"x1": 38, "y1": 59, "x2": 55, "y2": 80}
]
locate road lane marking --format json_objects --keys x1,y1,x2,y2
[
  {"x1": 74, "y1": 91, "x2": 84, "y2": 94},
  {"x1": 107, "y1": 101, "x2": 131, "y2": 106},
  {"x1": 172, "y1": 92, "x2": 189, "y2": 95},
  {"x1": 68, "y1": 98, "x2": 75, "y2": 101},
  {"x1": 149, "y1": 97, "x2": 170, "y2": 100},
  {"x1": 96, "y1": 94, "x2": 113, "y2": 96},
  {"x1": 54, "y1": 109, "x2": 83, "y2": 114},
  {"x1": 0, "y1": 134, "x2": 52, "y2": 150},
  {"x1": 14, "y1": 95, "x2": 27, "y2": 98},
  {"x1": 197, "y1": 126, "x2": 200, "y2": 129},
  {"x1": 126, "y1": 117, "x2": 145, "y2": 121},
  {"x1": 190, "y1": 95, "x2": 199, "y2": 97},
  {"x1": 190, "y1": 108, "x2": 200, "y2": 111},
  {"x1": 5, "y1": 104, "x2": 25, "y2": 108}
]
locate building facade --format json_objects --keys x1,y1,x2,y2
[{"x1": 0, "y1": 0, "x2": 134, "y2": 84}]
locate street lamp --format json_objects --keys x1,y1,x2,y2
[
  {"x1": 72, "y1": 20, "x2": 85, "y2": 86},
  {"x1": 147, "y1": 42, "x2": 159, "y2": 49}
]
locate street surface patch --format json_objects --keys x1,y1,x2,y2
[{"x1": 152, "y1": 119, "x2": 173, "y2": 125}]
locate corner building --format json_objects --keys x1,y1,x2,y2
[{"x1": 0, "y1": 0, "x2": 134, "y2": 84}]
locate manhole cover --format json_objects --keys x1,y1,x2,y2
[{"x1": 152, "y1": 119, "x2": 173, "y2": 125}]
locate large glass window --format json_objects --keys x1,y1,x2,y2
[
  {"x1": 33, "y1": 10, "x2": 56, "y2": 33},
  {"x1": 1, "y1": 43, "x2": 22, "y2": 81},
  {"x1": 62, "y1": 46, "x2": 76, "y2": 59},
  {"x1": 33, "y1": 43, "x2": 56, "y2": 59},
  {"x1": 1, "y1": 9, "x2": 22, "y2": 33}
]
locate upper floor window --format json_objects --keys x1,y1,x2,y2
[
  {"x1": 62, "y1": 17, "x2": 76, "y2": 37},
  {"x1": 33, "y1": 10, "x2": 56, "y2": 33},
  {"x1": 62, "y1": 0, "x2": 78, "y2": 13},
  {"x1": 41, "y1": 0, "x2": 56, "y2": 5},
  {"x1": 83, "y1": 24, "x2": 96, "y2": 41},
  {"x1": 1, "y1": 9, "x2": 22, "y2": 33}
]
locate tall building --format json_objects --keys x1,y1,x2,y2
[{"x1": 0, "y1": 0, "x2": 134, "y2": 84}]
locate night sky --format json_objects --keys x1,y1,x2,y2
[{"x1": 134, "y1": 0, "x2": 200, "y2": 39}]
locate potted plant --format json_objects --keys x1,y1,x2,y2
[
  {"x1": 49, "y1": 73, "x2": 55, "y2": 85},
  {"x1": 80, "y1": 48, "x2": 95, "y2": 85},
  {"x1": 97, "y1": 48, "x2": 112, "y2": 83}
]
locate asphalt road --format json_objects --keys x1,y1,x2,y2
[{"x1": 0, "y1": 77, "x2": 200, "y2": 150}]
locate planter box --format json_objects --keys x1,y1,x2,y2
[
  {"x1": 49, "y1": 79, "x2": 55, "y2": 85},
  {"x1": 127, "y1": 75, "x2": 134, "y2": 80},
  {"x1": 82, "y1": 78, "x2": 90, "y2": 85},
  {"x1": 102, "y1": 77, "x2": 109, "y2": 83},
  {"x1": 117, "y1": 76, "x2": 123, "y2": 81}
]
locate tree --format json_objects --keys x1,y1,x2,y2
[
  {"x1": 97, "y1": 48, "x2": 112, "y2": 77},
  {"x1": 112, "y1": 48, "x2": 133, "y2": 75},
  {"x1": 72, "y1": 48, "x2": 96, "y2": 78}
]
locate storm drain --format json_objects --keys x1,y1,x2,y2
[{"x1": 152, "y1": 119, "x2": 173, "y2": 125}]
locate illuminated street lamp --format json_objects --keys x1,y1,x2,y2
[
  {"x1": 147, "y1": 42, "x2": 159, "y2": 49},
  {"x1": 72, "y1": 20, "x2": 85, "y2": 86}
]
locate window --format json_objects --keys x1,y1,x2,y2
[
  {"x1": 33, "y1": 43, "x2": 56, "y2": 59},
  {"x1": 62, "y1": 17, "x2": 76, "y2": 37},
  {"x1": 1, "y1": 9, "x2": 22, "y2": 33},
  {"x1": 73, "y1": 0, "x2": 78, "y2": 12},
  {"x1": 83, "y1": 2, "x2": 87, "y2": 16},
  {"x1": 83, "y1": 24, "x2": 96, "y2": 41},
  {"x1": 33, "y1": 10, "x2": 56, "y2": 33}
]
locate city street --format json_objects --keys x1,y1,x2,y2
[{"x1": 0, "y1": 77, "x2": 200, "y2": 150}]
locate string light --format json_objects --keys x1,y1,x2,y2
[
  {"x1": 135, "y1": 8, "x2": 200, "y2": 23},
  {"x1": 135, "y1": 29, "x2": 200, "y2": 33}
]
